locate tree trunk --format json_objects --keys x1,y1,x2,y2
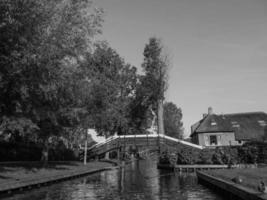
[
  {"x1": 84, "y1": 129, "x2": 88, "y2": 165},
  {"x1": 41, "y1": 139, "x2": 49, "y2": 167},
  {"x1": 157, "y1": 99, "x2": 165, "y2": 135}
]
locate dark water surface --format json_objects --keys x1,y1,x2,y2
[{"x1": 3, "y1": 159, "x2": 226, "y2": 200}]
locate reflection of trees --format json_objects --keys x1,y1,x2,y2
[
  {"x1": 100, "y1": 170, "x2": 119, "y2": 189},
  {"x1": 118, "y1": 167, "x2": 125, "y2": 192},
  {"x1": 117, "y1": 159, "x2": 161, "y2": 200},
  {"x1": 159, "y1": 172, "x2": 184, "y2": 200}
]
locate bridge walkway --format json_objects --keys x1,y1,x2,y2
[{"x1": 87, "y1": 134, "x2": 203, "y2": 159}]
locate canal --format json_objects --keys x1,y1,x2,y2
[{"x1": 3, "y1": 158, "x2": 226, "y2": 200}]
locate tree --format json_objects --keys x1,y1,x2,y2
[
  {"x1": 135, "y1": 37, "x2": 169, "y2": 134},
  {"x1": 79, "y1": 43, "x2": 138, "y2": 137},
  {"x1": 0, "y1": 0, "x2": 104, "y2": 162},
  {"x1": 163, "y1": 102, "x2": 184, "y2": 139}
]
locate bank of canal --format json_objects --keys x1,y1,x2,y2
[{"x1": 1, "y1": 158, "x2": 228, "y2": 200}]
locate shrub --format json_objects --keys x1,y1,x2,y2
[
  {"x1": 0, "y1": 141, "x2": 77, "y2": 161},
  {"x1": 159, "y1": 151, "x2": 171, "y2": 164},
  {"x1": 177, "y1": 147, "x2": 202, "y2": 164},
  {"x1": 212, "y1": 147, "x2": 225, "y2": 164},
  {"x1": 198, "y1": 148, "x2": 214, "y2": 164}
]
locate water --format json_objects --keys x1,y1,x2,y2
[{"x1": 3, "y1": 159, "x2": 226, "y2": 200}]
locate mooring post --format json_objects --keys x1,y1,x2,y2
[
  {"x1": 105, "y1": 151, "x2": 110, "y2": 159},
  {"x1": 117, "y1": 148, "x2": 120, "y2": 162},
  {"x1": 84, "y1": 129, "x2": 88, "y2": 165}
]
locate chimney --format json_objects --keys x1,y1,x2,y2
[{"x1": 208, "y1": 107, "x2": 213, "y2": 115}]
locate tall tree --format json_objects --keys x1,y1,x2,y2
[
  {"x1": 163, "y1": 102, "x2": 184, "y2": 139},
  {"x1": 0, "y1": 0, "x2": 104, "y2": 162},
  {"x1": 138, "y1": 37, "x2": 169, "y2": 134}
]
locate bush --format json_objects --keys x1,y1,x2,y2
[
  {"x1": 0, "y1": 141, "x2": 42, "y2": 161},
  {"x1": 240, "y1": 143, "x2": 259, "y2": 164},
  {"x1": 199, "y1": 149, "x2": 214, "y2": 164},
  {"x1": 175, "y1": 144, "x2": 263, "y2": 165},
  {"x1": 0, "y1": 141, "x2": 77, "y2": 161},
  {"x1": 177, "y1": 147, "x2": 202, "y2": 164},
  {"x1": 159, "y1": 151, "x2": 171, "y2": 164},
  {"x1": 211, "y1": 148, "x2": 225, "y2": 164}
]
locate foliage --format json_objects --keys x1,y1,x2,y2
[
  {"x1": 0, "y1": 0, "x2": 104, "y2": 161},
  {"x1": 131, "y1": 37, "x2": 169, "y2": 133},
  {"x1": 0, "y1": 1, "x2": 180, "y2": 162},
  {"x1": 177, "y1": 146, "x2": 202, "y2": 164},
  {"x1": 0, "y1": 140, "x2": 77, "y2": 161},
  {"x1": 176, "y1": 144, "x2": 266, "y2": 165},
  {"x1": 211, "y1": 147, "x2": 239, "y2": 165},
  {"x1": 80, "y1": 43, "x2": 138, "y2": 136},
  {"x1": 159, "y1": 151, "x2": 171, "y2": 164},
  {"x1": 199, "y1": 148, "x2": 214, "y2": 164},
  {"x1": 163, "y1": 102, "x2": 184, "y2": 139},
  {"x1": 141, "y1": 37, "x2": 168, "y2": 101},
  {"x1": 239, "y1": 143, "x2": 260, "y2": 164}
]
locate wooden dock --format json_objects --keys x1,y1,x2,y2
[
  {"x1": 158, "y1": 163, "x2": 258, "y2": 172},
  {"x1": 174, "y1": 164, "x2": 257, "y2": 172},
  {"x1": 174, "y1": 164, "x2": 231, "y2": 172}
]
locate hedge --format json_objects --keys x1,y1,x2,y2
[
  {"x1": 0, "y1": 141, "x2": 78, "y2": 161},
  {"x1": 176, "y1": 142, "x2": 267, "y2": 165}
]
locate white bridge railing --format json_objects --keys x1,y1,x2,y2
[{"x1": 88, "y1": 134, "x2": 203, "y2": 151}]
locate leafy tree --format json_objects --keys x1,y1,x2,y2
[
  {"x1": 133, "y1": 37, "x2": 169, "y2": 134},
  {"x1": 163, "y1": 102, "x2": 184, "y2": 139},
  {"x1": 0, "y1": 0, "x2": 104, "y2": 162},
  {"x1": 80, "y1": 43, "x2": 138, "y2": 137}
]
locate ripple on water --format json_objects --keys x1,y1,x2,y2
[{"x1": 2, "y1": 160, "x2": 227, "y2": 200}]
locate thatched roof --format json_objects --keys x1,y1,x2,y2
[{"x1": 191, "y1": 112, "x2": 267, "y2": 141}]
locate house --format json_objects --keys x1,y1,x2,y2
[{"x1": 190, "y1": 107, "x2": 267, "y2": 147}]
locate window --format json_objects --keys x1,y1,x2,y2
[
  {"x1": 258, "y1": 120, "x2": 266, "y2": 127},
  {"x1": 231, "y1": 121, "x2": 240, "y2": 128},
  {"x1": 210, "y1": 135, "x2": 217, "y2": 145},
  {"x1": 205, "y1": 136, "x2": 209, "y2": 145},
  {"x1": 211, "y1": 119, "x2": 217, "y2": 126},
  {"x1": 217, "y1": 135, "x2": 221, "y2": 145}
]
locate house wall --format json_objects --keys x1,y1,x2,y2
[
  {"x1": 191, "y1": 134, "x2": 199, "y2": 144},
  {"x1": 197, "y1": 132, "x2": 241, "y2": 147}
]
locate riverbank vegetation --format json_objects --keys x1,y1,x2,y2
[
  {"x1": 0, "y1": 0, "x2": 183, "y2": 162},
  {"x1": 176, "y1": 142, "x2": 267, "y2": 165}
]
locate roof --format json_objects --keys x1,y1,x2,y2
[{"x1": 190, "y1": 112, "x2": 267, "y2": 141}]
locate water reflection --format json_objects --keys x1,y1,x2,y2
[{"x1": 3, "y1": 159, "x2": 226, "y2": 200}]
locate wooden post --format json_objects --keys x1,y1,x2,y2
[
  {"x1": 84, "y1": 129, "x2": 88, "y2": 165},
  {"x1": 117, "y1": 148, "x2": 120, "y2": 161},
  {"x1": 105, "y1": 151, "x2": 109, "y2": 159}
]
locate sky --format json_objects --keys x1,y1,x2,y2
[{"x1": 93, "y1": 0, "x2": 267, "y2": 137}]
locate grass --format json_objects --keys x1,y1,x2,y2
[
  {"x1": 207, "y1": 166, "x2": 267, "y2": 193},
  {"x1": 0, "y1": 161, "x2": 113, "y2": 187}
]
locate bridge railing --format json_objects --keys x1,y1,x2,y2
[
  {"x1": 88, "y1": 135, "x2": 119, "y2": 151},
  {"x1": 88, "y1": 134, "x2": 203, "y2": 153},
  {"x1": 159, "y1": 134, "x2": 203, "y2": 149}
]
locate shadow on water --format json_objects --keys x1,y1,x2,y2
[{"x1": 2, "y1": 158, "x2": 227, "y2": 200}]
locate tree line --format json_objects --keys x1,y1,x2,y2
[{"x1": 0, "y1": 0, "x2": 183, "y2": 161}]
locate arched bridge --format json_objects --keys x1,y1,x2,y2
[{"x1": 87, "y1": 134, "x2": 203, "y2": 161}]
